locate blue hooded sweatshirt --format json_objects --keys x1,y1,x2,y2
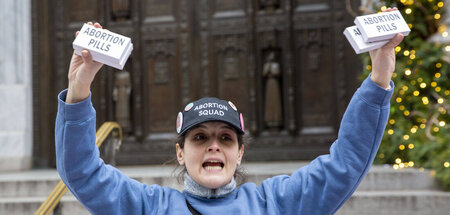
[{"x1": 55, "y1": 76, "x2": 394, "y2": 215}]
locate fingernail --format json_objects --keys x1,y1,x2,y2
[{"x1": 82, "y1": 51, "x2": 88, "y2": 57}]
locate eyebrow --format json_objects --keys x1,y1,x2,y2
[{"x1": 222, "y1": 125, "x2": 234, "y2": 130}]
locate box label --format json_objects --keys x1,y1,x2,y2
[
  {"x1": 355, "y1": 10, "x2": 410, "y2": 42},
  {"x1": 361, "y1": 12, "x2": 402, "y2": 33},
  {"x1": 82, "y1": 27, "x2": 127, "y2": 52}
]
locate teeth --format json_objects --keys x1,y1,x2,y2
[
  {"x1": 205, "y1": 166, "x2": 222, "y2": 170},
  {"x1": 207, "y1": 160, "x2": 220, "y2": 163}
]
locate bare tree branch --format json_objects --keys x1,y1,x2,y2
[
  {"x1": 359, "y1": 0, "x2": 374, "y2": 15},
  {"x1": 425, "y1": 112, "x2": 439, "y2": 141},
  {"x1": 346, "y1": 0, "x2": 358, "y2": 17},
  {"x1": 431, "y1": 92, "x2": 450, "y2": 114}
]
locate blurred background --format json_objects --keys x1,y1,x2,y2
[
  {"x1": 360, "y1": 0, "x2": 450, "y2": 190},
  {"x1": 5, "y1": 0, "x2": 365, "y2": 168},
  {"x1": 0, "y1": 0, "x2": 448, "y2": 214}
]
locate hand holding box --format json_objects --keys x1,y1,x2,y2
[
  {"x1": 344, "y1": 10, "x2": 409, "y2": 54},
  {"x1": 73, "y1": 23, "x2": 133, "y2": 70}
]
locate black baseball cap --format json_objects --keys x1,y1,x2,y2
[{"x1": 176, "y1": 97, "x2": 245, "y2": 135}]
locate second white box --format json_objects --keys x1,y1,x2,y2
[{"x1": 343, "y1": 26, "x2": 389, "y2": 54}]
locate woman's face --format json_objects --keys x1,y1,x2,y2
[{"x1": 176, "y1": 121, "x2": 244, "y2": 189}]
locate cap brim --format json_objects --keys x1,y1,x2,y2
[{"x1": 179, "y1": 118, "x2": 244, "y2": 135}]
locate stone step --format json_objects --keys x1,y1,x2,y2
[
  {"x1": 0, "y1": 196, "x2": 89, "y2": 215},
  {"x1": 245, "y1": 163, "x2": 440, "y2": 192},
  {"x1": 336, "y1": 190, "x2": 450, "y2": 215},
  {"x1": 0, "y1": 162, "x2": 440, "y2": 198},
  {"x1": 350, "y1": 165, "x2": 440, "y2": 191},
  {"x1": 1, "y1": 190, "x2": 449, "y2": 215}
]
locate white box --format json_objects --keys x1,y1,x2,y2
[
  {"x1": 354, "y1": 10, "x2": 410, "y2": 43},
  {"x1": 343, "y1": 26, "x2": 389, "y2": 54},
  {"x1": 74, "y1": 42, "x2": 133, "y2": 70},
  {"x1": 73, "y1": 23, "x2": 133, "y2": 70}
]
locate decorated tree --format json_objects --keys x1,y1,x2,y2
[{"x1": 359, "y1": 0, "x2": 450, "y2": 189}]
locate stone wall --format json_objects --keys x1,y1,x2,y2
[{"x1": 0, "y1": 0, "x2": 32, "y2": 171}]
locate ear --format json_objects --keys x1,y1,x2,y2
[
  {"x1": 176, "y1": 143, "x2": 185, "y2": 165},
  {"x1": 236, "y1": 144, "x2": 245, "y2": 165}
]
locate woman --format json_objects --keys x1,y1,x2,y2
[{"x1": 56, "y1": 9, "x2": 404, "y2": 215}]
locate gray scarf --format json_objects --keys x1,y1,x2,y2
[{"x1": 183, "y1": 173, "x2": 236, "y2": 199}]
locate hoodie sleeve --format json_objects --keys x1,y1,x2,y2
[
  {"x1": 258, "y1": 75, "x2": 394, "y2": 215},
  {"x1": 55, "y1": 89, "x2": 161, "y2": 215}
]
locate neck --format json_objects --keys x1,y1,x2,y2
[{"x1": 183, "y1": 173, "x2": 236, "y2": 199}]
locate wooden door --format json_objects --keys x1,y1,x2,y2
[{"x1": 32, "y1": 0, "x2": 361, "y2": 167}]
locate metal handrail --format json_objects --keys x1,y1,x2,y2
[{"x1": 35, "y1": 122, "x2": 122, "y2": 215}]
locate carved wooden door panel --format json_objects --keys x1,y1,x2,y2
[
  {"x1": 122, "y1": 0, "x2": 254, "y2": 164},
  {"x1": 202, "y1": 1, "x2": 251, "y2": 116},
  {"x1": 33, "y1": 0, "x2": 361, "y2": 167},
  {"x1": 132, "y1": 0, "x2": 185, "y2": 163},
  {"x1": 245, "y1": 0, "x2": 361, "y2": 160},
  {"x1": 115, "y1": 0, "x2": 360, "y2": 164}
]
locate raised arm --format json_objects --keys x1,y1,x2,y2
[
  {"x1": 55, "y1": 22, "x2": 162, "y2": 214},
  {"x1": 66, "y1": 22, "x2": 104, "y2": 104},
  {"x1": 369, "y1": 7, "x2": 404, "y2": 88},
  {"x1": 257, "y1": 8, "x2": 404, "y2": 215},
  {"x1": 370, "y1": 35, "x2": 404, "y2": 89}
]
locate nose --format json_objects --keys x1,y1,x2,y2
[{"x1": 207, "y1": 139, "x2": 221, "y2": 152}]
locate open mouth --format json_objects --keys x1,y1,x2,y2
[{"x1": 202, "y1": 160, "x2": 224, "y2": 171}]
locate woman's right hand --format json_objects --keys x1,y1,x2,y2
[{"x1": 66, "y1": 22, "x2": 104, "y2": 104}]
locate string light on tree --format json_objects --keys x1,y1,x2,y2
[
  {"x1": 435, "y1": 13, "x2": 441, "y2": 20},
  {"x1": 405, "y1": 68, "x2": 412, "y2": 75},
  {"x1": 363, "y1": 0, "x2": 450, "y2": 189}
]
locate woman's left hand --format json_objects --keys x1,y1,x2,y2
[{"x1": 369, "y1": 8, "x2": 405, "y2": 89}]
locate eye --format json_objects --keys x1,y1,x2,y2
[
  {"x1": 193, "y1": 133, "x2": 206, "y2": 141},
  {"x1": 221, "y1": 134, "x2": 232, "y2": 141}
]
